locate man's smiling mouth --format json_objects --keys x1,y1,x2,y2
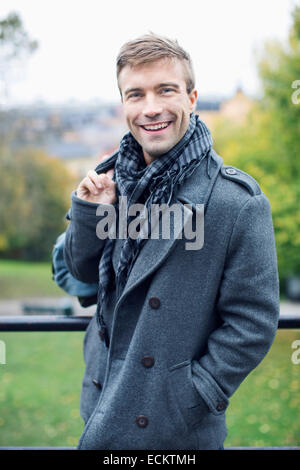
[{"x1": 141, "y1": 121, "x2": 172, "y2": 132}]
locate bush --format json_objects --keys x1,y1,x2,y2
[{"x1": 0, "y1": 147, "x2": 76, "y2": 261}]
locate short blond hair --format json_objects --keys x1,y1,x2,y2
[{"x1": 116, "y1": 32, "x2": 195, "y2": 94}]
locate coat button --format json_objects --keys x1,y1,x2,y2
[
  {"x1": 136, "y1": 415, "x2": 148, "y2": 428},
  {"x1": 225, "y1": 167, "x2": 237, "y2": 175},
  {"x1": 92, "y1": 379, "x2": 102, "y2": 390},
  {"x1": 141, "y1": 356, "x2": 155, "y2": 368},
  {"x1": 216, "y1": 401, "x2": 227, "y2": 412},
  {"x1": 149, "y1": 297, "x2": 160, "y2": 309}
]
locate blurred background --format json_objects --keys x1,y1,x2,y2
[{"x1": 0, "y1": 0, "x2": 299, "y2": 449}]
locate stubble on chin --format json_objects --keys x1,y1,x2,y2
[{"x1": 142, "y1": 147, "x2": 168, "y2": 163}]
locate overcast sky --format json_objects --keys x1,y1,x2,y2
[{"x1": 0, "y1": 0, "x2": 296, "y2": 106}]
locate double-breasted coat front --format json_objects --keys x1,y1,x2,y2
[{"x1": 63, "y1": 149, "x2": 279, "y2": 450}]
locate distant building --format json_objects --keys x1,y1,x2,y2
[
  {"x1": 1, "y1": 91, "x2": 254, "y2": 181},
  {"x1": 195, "y1": 98, "x2": 222, "y2": 130},
  {"x1": 219, "y1": 87, "x2": 254, "y2": 123},
  {"x1": 196, "y1": 87, "x2": 254, "y2": 130}
]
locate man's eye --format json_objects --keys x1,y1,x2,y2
[
  {"x1": 161, "y1": 88, "x2": 173, "y2": 94},
  {"x1": 128, "y1": 93, "x2": 141, "y2": 99}
]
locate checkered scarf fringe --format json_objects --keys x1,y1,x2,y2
[{"x1": 95, "y1": 113, "x2": 213, "y2": 334}]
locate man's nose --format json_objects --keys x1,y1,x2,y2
[{"x1": 142, "y1": 94, "x2": 163, "y2": 118}]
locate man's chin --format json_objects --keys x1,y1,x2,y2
[{"x1": 143, "y1": 144, "x2": 173, "y2": 160}]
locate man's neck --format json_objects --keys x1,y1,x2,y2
[{"x1": 143, "y1": 151, "x2": 155, "y2": 166}]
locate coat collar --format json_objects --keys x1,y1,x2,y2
[{"x1": 115, "y1": 150, "x2": 224, "y2": 308}]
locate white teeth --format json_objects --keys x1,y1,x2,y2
[{"x1": 143, "y1": 122, "x2": 169, "y2": 130}]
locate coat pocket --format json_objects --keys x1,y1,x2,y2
[{"x1": 167, "y1": 359, "x2": 209, "y2": 432}]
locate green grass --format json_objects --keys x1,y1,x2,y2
[
  {"x1": 0, "y1": 331, "x2": 85, "y2": 447},
  {"x1": 0, "y1": 330, "x2": 299, "y2": 448},
  {"x1": 225, "y1": 329, "x2": 300, "y2": 447},
  {"x1": 0, "y1": 259, "x2": 65, "y2": 298}
]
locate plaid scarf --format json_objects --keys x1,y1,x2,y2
[{"x1": 95, "y1": 113, "x2": 213, "y2": 343}]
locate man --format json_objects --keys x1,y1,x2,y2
[{"x1": 63, "y1": 33, "x2": 279, "y2": 450}]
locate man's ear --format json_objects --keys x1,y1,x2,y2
[{"x1": 189, "y1": 89, "x2": 198, "y2": 112}]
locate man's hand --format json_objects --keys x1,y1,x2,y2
[{"x1": 76, "y1": 156, "x2": 116, "y2": 205}]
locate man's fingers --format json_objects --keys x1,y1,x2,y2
[
  {"x1": 86, "y1": 170, "x2": 115, "y2": 192},
  {"x1": 87, "y1": 170, "x2": 104, "y2": 189},
  {"x1": 82, "y1": 175, "x2": 99, "y2": 195},
  {"x1": 77, "y1": 159, "x2": 116, "y2": 204},
  {"x1": 98, "y1": 172, "x2": 114, "y2": 186}
]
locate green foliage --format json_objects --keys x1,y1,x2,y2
[
  {"x1": 0, "y1": 13, "x2": 74, "y2": 261},
  {"x1": 214, "y1": 4, "x2": 300, "y2": 279},
  {"x1": 0, "y1": 148, "x2": 76, "y2": 261},
  {"x1": 257, "y1": 6, "x2": 300, "y2": 178}
]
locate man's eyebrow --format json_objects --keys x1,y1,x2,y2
[
  {"x1": 124, "y1": 87, "x2": 143, "y2": 96},
  {"x1": 156, "y1": 82, "x2": 180, "y2": 89}
]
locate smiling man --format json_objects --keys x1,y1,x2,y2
[
  {"x1": 119, "y1": 57, "x2": 197, "y2": 164},
  {"x1": 62, "y1": 33, "x2": 279, "y2": 450}
]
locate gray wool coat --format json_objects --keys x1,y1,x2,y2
[{"x1": 63, "y1": 148, "x2": 279, "y2": 450}]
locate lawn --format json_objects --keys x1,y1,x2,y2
[
  {"x1": 0, "y1": 331, "x2": 85, "y2": 447},
  {"x1": 225, "y1": 329, "x2": 300, "y2": 447},
  {"x1": 0, "y1": 259, "x2": 64, "y2": 298}
]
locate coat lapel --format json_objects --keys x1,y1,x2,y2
[
  {"x1": 116, "y1": 201, "x2": 191, "y2": 304},
  {"x1": 116, "y1": 150, "x2": 223, "y2": 306}
]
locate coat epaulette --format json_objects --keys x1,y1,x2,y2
[{"x1": 220, "y1": 165, "x2": 261, "y2": 196}]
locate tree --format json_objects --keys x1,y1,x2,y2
[
  {"x1": 213, "y1": 4, "x2": 300, "y2": 280},
  {"x1": 0, "y1": 148, "x2": 76, "y2": 261},
  {"x1": 257, "y1": 5, "x2": 300, "y2": 177},
  {"x1": 0, "y1": 11, "x2": 38, "y2": 104}
]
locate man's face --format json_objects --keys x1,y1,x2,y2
[{"x1": 118, "y1": 58, "x2": 197, "y2": 165}]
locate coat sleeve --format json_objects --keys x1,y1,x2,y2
[
  {"x1": 52, "y1": 231, "x2": 98, "y2": 296},
  {"x1": 191, "y1": 193, "x2": 280, "y2": 417},
  {"x1": 63, "y1": 191, "x2": 114, "y2": 284}
]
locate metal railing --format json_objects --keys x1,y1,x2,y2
[{"x1": 0, "y1": 314, "x2": 299, "y2": 331}]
